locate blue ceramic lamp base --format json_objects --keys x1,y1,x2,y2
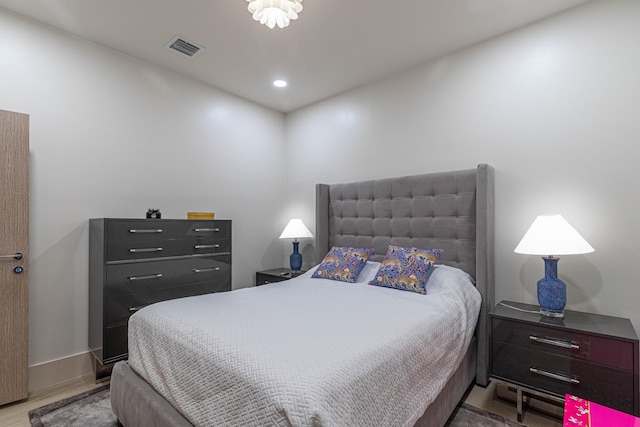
[
  {"x1": 537, "y1": 256, "x2": 566, "y2": 318},
  {"x1": 289, "y1": 241, "x2": 302, "y2": 271}
]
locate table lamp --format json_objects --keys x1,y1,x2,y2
[
  {"x1": 279, "y1": 218, "x2": 313, "y2": 271},
  {"x1": 514, "y1": 214, "x2": 594, "y2": 318}
]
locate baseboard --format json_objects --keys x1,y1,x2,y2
[{"x1": 28, "y1": 351, "x2": 95, "y2": 396}]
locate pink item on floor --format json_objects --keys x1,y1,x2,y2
[{"x1": 564, "y1": 394, "x2": 640, "y2": 426}]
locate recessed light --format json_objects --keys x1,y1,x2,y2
[{"x1": 273, "y1": 79, "x2": 287, "y2": 88}]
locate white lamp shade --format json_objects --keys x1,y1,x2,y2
[
  {"x1": 514, "y1": 214, "x2": 594, "y2": 256},
  {"x1": 279, "y1": 218, "x2": 313, "y2": 240}
]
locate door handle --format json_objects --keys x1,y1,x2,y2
[{"x1": 0, "y1": 252, "x2": 23, "y2": 260}]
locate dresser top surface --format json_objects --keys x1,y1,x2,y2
[
  {"x1": 90, "y1": 218, "x2": 229, "y2": 222},
  {"x1": 491, "y1": 300, "x2": 639, "y2": 342}
]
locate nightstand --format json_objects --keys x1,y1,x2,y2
[
  {"x1": 490, "y1": 300, "x2": 639, "y2": 421},
  {"x1": 255, "y1": 268, "x2": 304, "y2": 286}
]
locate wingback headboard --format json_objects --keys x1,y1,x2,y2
[{"x1": 315, "y1": 164, "x2": 495, "y2": 386}]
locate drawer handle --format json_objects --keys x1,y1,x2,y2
[
  {"x1": 529, "y1": 334, "x2": 579, "y2": 350},
  {"x1": 129, "y1": 247, "x2": 163, "y2": 253},
  {"x1": 194, "y1": 244, "x2": 220, "y2": 249},
  {"x1": 128, "y1": 273, "x2": 163, "y2": 281},
  {"x1": 192, "y1": 267, "x2": 220, "y2": 273},
  {"x1": 194, "y1": 228, "x2": 220, "y2": 232},
  {"x1": 128, "y1": 229, "x2": 163, "y2": 234},
  {"x1": 529, "y1": 367, "x2": 580, "y2": 385},
  {"x1": 129, "y1": 306, "x2": 143, "y2": 312}
]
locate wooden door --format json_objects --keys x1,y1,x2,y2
[{"x1": 0, "y1": 109, "x2": 29, "y2": 405}]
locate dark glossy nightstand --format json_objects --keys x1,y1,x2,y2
[
  {"x1": 255, "y1": 268, "x2": 305, "y2": 286},
  {"x1": 490, "y1": 300, "x2": 639, "y2": 421}
]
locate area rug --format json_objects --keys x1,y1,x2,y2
[
  {"x1": 29, "y1": 385, "x2": 522, "y2": 427},
  {"x1": 28, "y1": 384, "x2": 118, "y2": 427}
]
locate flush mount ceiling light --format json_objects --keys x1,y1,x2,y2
[{"x1": 246, "y1": 0, "x2": 303, "y2": 29}]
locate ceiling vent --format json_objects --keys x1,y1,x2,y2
[{"x1": 165, "y1": 36, "x2": 205, "y2": 58}]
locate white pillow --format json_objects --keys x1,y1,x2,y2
[{"x1": 356, "y1": 261, "x2": 381, "y2": 284}]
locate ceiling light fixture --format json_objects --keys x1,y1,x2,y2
[
  {"x1": 246, "y1": 0, "x2": 303, "y2": 29},
  {"x1": 273, "y1": 79, "x2": 287, "y2": 88}
]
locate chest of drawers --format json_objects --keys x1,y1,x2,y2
[
  {"x1": 490, "y1": 300, "x2": 639, "y2": 417},
  {"x1": 89, "y1": 218, "x2": 231, "y2": 375}
]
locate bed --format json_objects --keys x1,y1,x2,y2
[{"x1": 110, "y1": 164, "x2": 495, "y2": 427}]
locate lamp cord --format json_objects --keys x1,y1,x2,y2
[{"x1": 498, "y1": 302, "x2": 542, "y2": 315}]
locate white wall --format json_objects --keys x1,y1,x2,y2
[
  {"x1": 3, "y1": 0, "x2": 640, "y2": 385},
  {"x1": 0, "y1": 10, "x2": 287, "y2": 367},
  {"x1": 286, "y1": 0, "x2": 640, "y2": 331}
]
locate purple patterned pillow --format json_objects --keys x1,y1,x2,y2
[
  {"x1": 368, "y1": 246, "x2": 442, "y2": 294},
  {"x1": 312, "y1": 247, "x2": 375, "y2": 283}
]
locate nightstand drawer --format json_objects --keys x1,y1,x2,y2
[
  {"x1": 493, "y1": 318, "x2": 635, "y2": 370},
  {"x1": 493, "y1": 341, "x2": 635, "y2": 414},
  {"x1": 256, "y1": 273, "x2": 289, "y2": 286},
  {"x1": 256, "y1": 268, "x2": 303, "y2": 286}
]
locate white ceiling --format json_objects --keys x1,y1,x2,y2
[{"x1": 0, "y1": 0, "x2": 592, "y2": 113}]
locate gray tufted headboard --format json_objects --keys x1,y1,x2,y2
[{"x1": 315, "y1": 164, "x2": 494, "y2": 386}]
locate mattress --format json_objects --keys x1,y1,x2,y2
[{"x1": 127, "y1": 262, "x2": 481, "y2": 427}]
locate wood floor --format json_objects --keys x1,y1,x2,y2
[
  {"x1": 466, "y1": 382, "x2": 564, "y2": 426},
  {"x1": 0, "y1": 376, "x2": 105, "y2": 427},
  {"x1": 0, "y1": 377, "x2": 563, "y2": 426}
]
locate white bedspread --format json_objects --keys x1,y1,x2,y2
[{"x1": 128, "y1": 263, "x2": 481, "y2": 427}]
